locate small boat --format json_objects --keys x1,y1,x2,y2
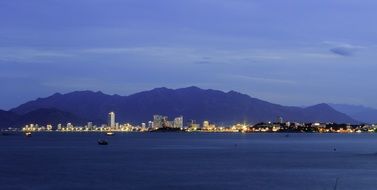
[
  {"x1": 106, "y1": 132, "x2": 115, "y2": 136},
  {"x1": 25, "y1": 132, "x2": 32, "y2": 137},
  {"x1": 98, "y1": 139, "x2": 108, "y2": 145}
]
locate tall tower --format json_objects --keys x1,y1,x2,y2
[{"x1": 108, "y1": 112, "x2": 115, "y2": 128}]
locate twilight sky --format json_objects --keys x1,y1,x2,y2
[{"x1": 1, "y1": 0, "x2": 377, "y2": 109}]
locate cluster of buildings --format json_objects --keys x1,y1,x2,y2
[
  {"x1": 22, "y1": 112, "x2": 137, "y2": 132},
  {"x1": 20, "y1": 112, "x2": 183, "y2": 132},
  {"x1": 152, "y1": 115, "x2": 183, "y2": 129},
  {"x1": 17, "y1": 113, "x2": 377, "y2": 133},
  {"x1": 249, "y1": 122, "x2": 377, "y2": 133}
]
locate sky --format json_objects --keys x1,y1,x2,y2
[{"x1": 1, "y1": 0, "x2": 377, "y2": 109}]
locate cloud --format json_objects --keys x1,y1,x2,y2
[
  {"x1": 82, "y1": 46, "x2": 337, "y2": 65},
  {"x1": 322, "y1": 41, "x2": 365, "y2": 57},
  {"x1": 0, "y1": 44, "x2": 359, "y2": 67},
  {"x1": 330, "y1": 47, "x2": 354, "y2": 57},
  {"x1": 0, "y1": 48, "x2": 73, "y2": 62},
  {"x1": 322, "y1": 41, "x2": 363, "y2": 48}
]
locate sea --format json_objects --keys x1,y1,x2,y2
[{"x1": 1, "y1": 132, "x2": 377, "y2": 190}]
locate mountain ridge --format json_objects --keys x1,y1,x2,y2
[
  {"x1": 4, "y1": 87, "x2": 357, "y2": 127},
  {"x1": 329, "y1": 104, "x2": 377, "y2": 123}
]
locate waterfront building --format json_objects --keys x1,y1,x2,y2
[
  {"x1": 188, "y1": 123, "x2": 200, "y2": 131},
  {"x1": 166, "y1": 121, "x2": 173, "y2": 128},
  {"x1": 173, "y1": 116, "x2": 183, "y2": 128},
  {"x1": 203, "y1": 121, "x2": 209, "y2": 129},
  {"x1": 153, "y1": 115, "x2": 168, "y2": 129},
  {"x1": 108, "y1": 112, "x2": 115, "y2": 128},
  {"x1": 209, "y1": 124, "x2": 216, "y2": 131},
  {"x1": 202, "y1": 121, "x2": 216, "y2": 131},
  {"x1": 233, "y1": 124, "x2": 248, "y2": 132},
  {"x1": 87, "y1": 122, "x2": 93, "y2": 130}
]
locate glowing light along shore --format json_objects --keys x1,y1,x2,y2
[{"x1": 4, "y1": 112, "x2": 375, "y2": 134}]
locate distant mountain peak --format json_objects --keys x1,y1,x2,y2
[
  {"x1": 180, "y1": 86, "x2": 202, "y2": 90},
  {"x1": 151, "y1": 86, "x2": 203, "y2": 92},
  {"x1": 307, "y1": 103, "x2": 332, "y2": 109},
  {"x1": 96, "y1": 91, "x2": 105, "y2": 95},
  {"x1": 227, "y1": 90, "x2": 246, "y2": 96},
  {"x1": 153, "y1": 87, "x2": 169, "y2": 90}
]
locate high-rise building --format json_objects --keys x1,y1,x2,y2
[
  {"x1": 203, "y1": 121, "x2": 209, "y2": 129},
  {"x1": 153, "y1": 115, "x2": 166, "y2": 129},
  {"x1": 173, "y1": 116, "x2": 183, "y2": 128},
  {"x1": 108, "y1": 112, "x2": 115, "y2": 128},
  {"x1": 67, "y1": 123, "x2": 73, "y2": 130},
  {"x1": 202, "y1": 120, "x2": 215, "y2": 131},
  {"x1": 87, "y1": 122, "x2": 93, "y2": 130}
]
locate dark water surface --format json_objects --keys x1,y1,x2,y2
[{"x1": 1, "y1": 132, "x2": 377, "y2": 190}]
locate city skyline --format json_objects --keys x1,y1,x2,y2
[
  {"x1": 16, "y1": 110, "x2": 377, "y2": 134},
  {"x1": 1, "y1": 0, "x2": 377, "y2": 109}
]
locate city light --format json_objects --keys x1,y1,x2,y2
[{"x1": 9, "y1": 112, "x2": 376, "y2": 134}]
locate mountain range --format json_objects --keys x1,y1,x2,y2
[
  {"x1": 0, "y1": 87, "x2": 359, "y2": 128},
  {"x1": 329, "y1": 104, "x2": 377, "y2": 124}
]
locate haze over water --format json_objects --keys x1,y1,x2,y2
[{"x1": 2, "y1": 133, "x2": 377, "y2": 190}]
